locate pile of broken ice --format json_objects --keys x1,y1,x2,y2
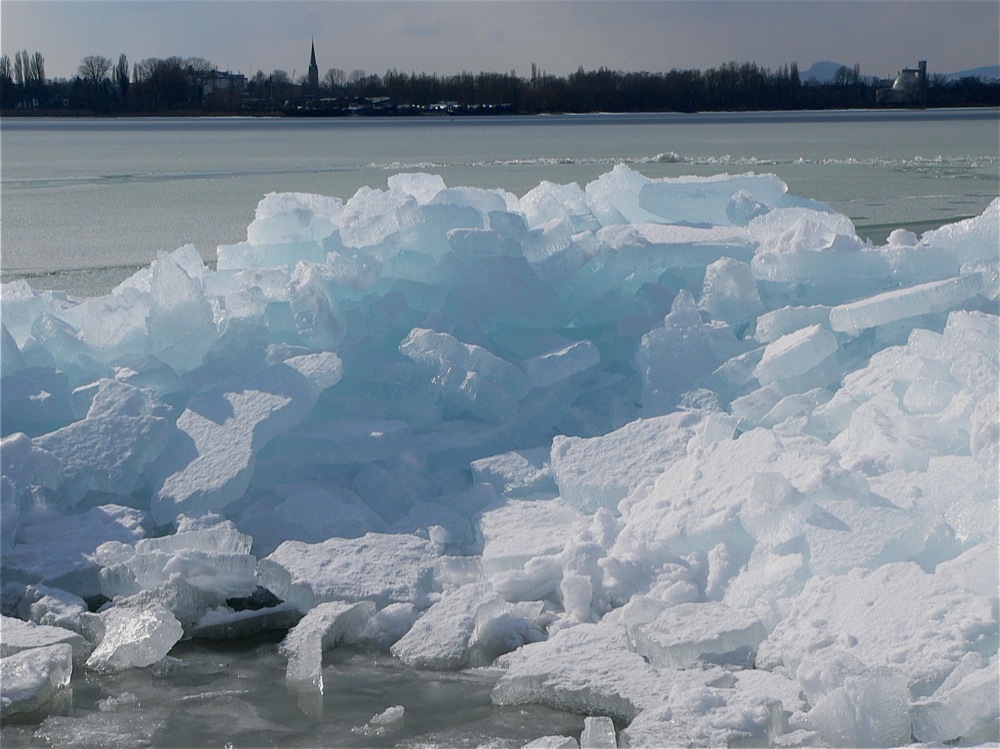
[{"x1": 2, "y1": 165, "x2": 997, "y2": 747}]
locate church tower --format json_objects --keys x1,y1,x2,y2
[{"x1": 308, "y1": 39, "x2": 319, "y2": 93}]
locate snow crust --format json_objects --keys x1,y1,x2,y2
[{"x1": 1, "y1": 166, "x2": 997, "y2": 746}]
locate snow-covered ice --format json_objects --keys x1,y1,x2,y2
[{"x1": 1, "y1": 167, "x2": 997, "y2": 746}]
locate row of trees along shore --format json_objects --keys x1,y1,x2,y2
[{"x1": 2, "y1": 51, "x2": 998, "y2": 115}]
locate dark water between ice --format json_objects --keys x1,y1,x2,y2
[
  {"x1": 1, "y1": 634, "x2": 584, "y2": 748},
  {"x1": 2, "y1": 109, "x2": 998, "y2": 296}
]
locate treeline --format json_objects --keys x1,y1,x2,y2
[
  {"x1": 2, "y1": 50, "x2": 998, "y2": 115},
  {"x1": 0, "y1": 53, "x2": 245, "y2": 114}
]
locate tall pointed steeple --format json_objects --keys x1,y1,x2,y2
[{"x1": 308, "y1": 38, "x2": 319, "y2": 93}]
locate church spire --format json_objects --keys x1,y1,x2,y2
[{"x1": 308, "y1": 38, "x2": 319, "y2": 93}]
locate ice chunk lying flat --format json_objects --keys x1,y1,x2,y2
[
  {"x1": 493, "y1": 621, "x2": 667, "y2": 723},
  {"x1": 99, "y1": 518, "x2": 259, "y2": 608},
  {"x1": 0, "y1": 643, "x2": 73, "y2": 719},
  {"x1": 753, "y1": 324, "x2": 838, "y2": 386},
  {"x1": 86, "y1": 604, "x2": 183, "y2": 672},
  {"x1": 279, "y1": 600, "x2": 374, "y2": 689},
  {"x1": 551, "y1": 410, "x2": 702, "y2": 513},
  {"x1": 391, "y1": 581, "x2": 542, "y2": 669},
  {"x1": 100, "y1": 548, "x2": 258, "y2": 601},
  {"x1": 140, "y1": 517, "x2": 252, "y2": 555},
  {"x1": 259, "y1": 533, "x2": 438, "y2": 611},
  {"x1": 16, "y1": 584, "x2": 89, "y2": 633},
  {"x1": 828, "y1": 273, "x2": 984, "y2": 336},
  {"x1": 754, "y1": 305, "x2": 832, "y2": 344},
  {"x1": 629, "y1": 601, "x2": 766, "y2": 669},
  {"x1": 1, "y1": 615, "x2": 88, "y2": 662},
  {"x1": 2, "y1": 504, "x2": 147, "y2": 598}
]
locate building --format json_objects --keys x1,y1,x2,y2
[
  {"x1": 308, "y1": 40, "x2": 319, "y2": 94},
  {"x1": 877, "y1": 60, "x2": 927, "y2": 106},
  {"x1": 202, "y1": 70, "x2": 247, "y2": 97}
]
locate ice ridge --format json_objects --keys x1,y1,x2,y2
[{"x1": 1, "y1": 166, "x2": 997, "y2": 746}]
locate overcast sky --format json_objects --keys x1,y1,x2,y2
[{"x1": 3, "y1": 1, "x2": 998, "y2": 82}]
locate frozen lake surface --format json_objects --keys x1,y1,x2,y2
[{"x1": 2, "y1": 109, "x2": 997, "y2": 296}]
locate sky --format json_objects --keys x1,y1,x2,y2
[{"x1": 2, "y1": 0, "x2": 998, "y2": 83}]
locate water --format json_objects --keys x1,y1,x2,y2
[
  {"x1": 2, "y1": 109, "x2": 997, "y2": 297},
  {"x1": 1, "y1": 635, "x2": 584, "y2": 748}
]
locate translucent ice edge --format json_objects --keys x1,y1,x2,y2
[{"x1": 1, "y1": 166, "x2": 997, "y2": 747}]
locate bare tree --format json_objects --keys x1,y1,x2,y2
[
  {"x1": 134, "y1": 57, "x2": 190, "y2": 110},
  {"x1": 0, "y1": 54, "x2": 13, "y2": 108},
  {"x1": 114, "y1": 53, "x2": 129, "y2": 103},
  {"x1": 78, "y1": 55, "x2": 112, "y2": 88},
  {"x1": 12, "y1": 50, "x2": 30, "y2": 106},
  {"x1": 185, "y1": 57, "x2": 214, "y2": 102},
  {"x1": 29, "y1": 52, "x2": 45, "y2": 86},
  {"x1": 268, "y1": 69, "x2": 292, "y2": 104},
  {"x1": 13, "y1": 50, "x2": 27, "y2": 89},
  {"x1": 324, "y1": 67, "x2": 346, "y2": 90}
]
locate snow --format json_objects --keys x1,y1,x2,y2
[{"x1": 1, "y1": 168, "x2": 997, "y2": 745}]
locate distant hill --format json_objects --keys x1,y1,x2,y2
[
  {"x1": 801, "y1": 61, "x2": 878, "y2": 85},
  {"x1": 945, "y1": 65, "x2": 1000, "y2": 81},
  {"x1": 801, "y1": 61, "x2": 845, "y2": 83},
  {"x1": 802, "y1": 60, "x2": 999, "y2": 84}
]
